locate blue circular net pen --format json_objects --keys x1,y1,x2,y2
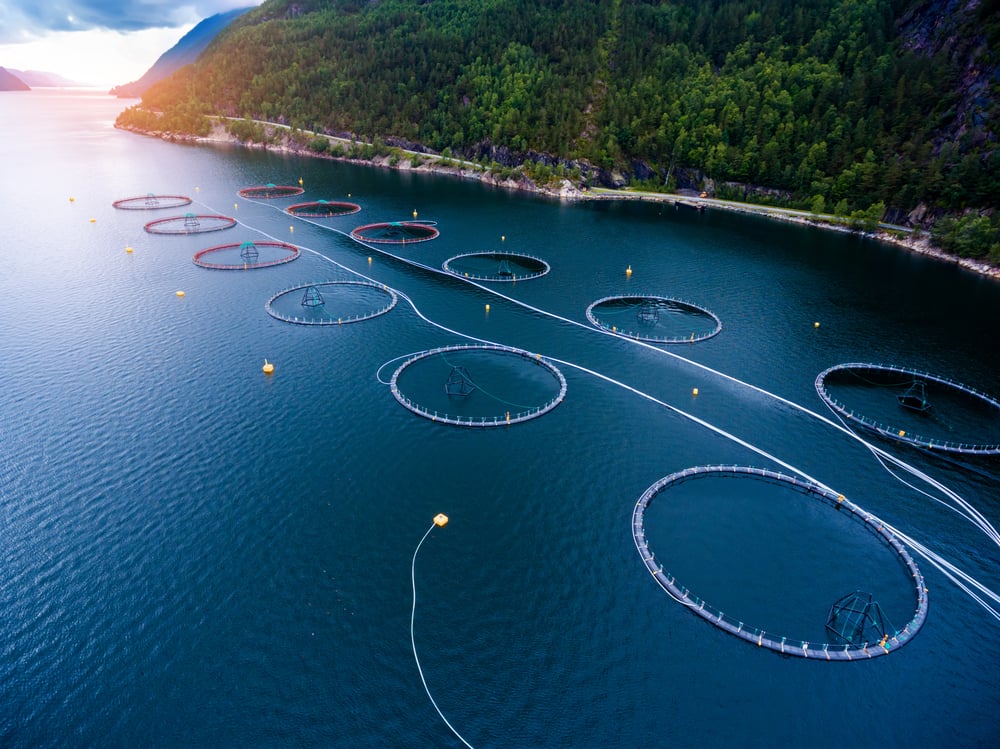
[
  {"x1": 265, "y1": 281, "x2": 398, "y2": 326},
  {"x1": 442, "y1": 251, "x2": 550, "y2": 282},
  {"x1": 816, "y1": 363, "x2": 1000, "y2": 455},
  {"x1": 390, "y1": 344, "x2": 567, "y2": 427},
  {"x1": 586, "y1": 294, "x2": 722, "y2": 343},
  {"x1": 633, "y1": 465, "x2": 928, "y2": 660}
]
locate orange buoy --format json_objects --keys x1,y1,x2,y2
[{"x1": 262, "y1": 359, "x2": 275, "y2": 375}]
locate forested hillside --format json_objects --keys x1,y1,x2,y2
[{"x1": 118, "y1": 0, "x2": 1000, "y2": 259}]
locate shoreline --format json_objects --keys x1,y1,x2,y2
[{"x1": 118, "y1": 120, "x2": 1000, "y2": 281}]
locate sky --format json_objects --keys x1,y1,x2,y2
[{"x1": 0, "y1": 0, "x2": 262, "y2": 88}]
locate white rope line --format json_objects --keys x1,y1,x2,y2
[{"x1": 411, "y1": 522, "x2": 476, "y2": 749}]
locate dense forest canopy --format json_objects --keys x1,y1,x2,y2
[{"x1": 119, "y1": 0, "x2": 999, "y2": 254}]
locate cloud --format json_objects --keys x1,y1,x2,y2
[{"x1": 0, "y1": 1, "x2": 260, "y2": 43}]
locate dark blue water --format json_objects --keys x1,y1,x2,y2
[{"x1": 1, "y1": 90, "x2": 998, "y2": 747}]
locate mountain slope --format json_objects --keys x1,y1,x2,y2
[
  {"x1": 0, "y1": 67, "x2": 30, "y2": 91},
  {"x1": 110, "y1": 7, "x2": 253, "y2": 98},
  {"x1": 8, "y1": 69, "x2": 85, "y2": 87},
  {"x1": 120, "y1": 0, "x2": 998, "y2": 223}
]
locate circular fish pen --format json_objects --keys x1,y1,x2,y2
[
  {"x1": 237, "y1": 183, "x2": 305, "y2": 199},
  {"x1": 286, "y1": 200, "x2": 361, "y2": 218},
  {"x1": 390, "y1": 344, "x2": 567, "y2": 427},
  {"x1": 586, "y1": 295, "x2": 721, "y2": 343},
  {"x1": 351, "y1": 221, "x2": 439, "y2": 244},
  {"x1": 193, "y1": 240, "x2": 299, "y2": 270},
  {"x1": 144, "y1": 213, "x2": 237, "y2": 235},
  {"x1": 633, "y1": 465, "x2": 928, "y2": 660},
  {"x1": 442, "y1": 251, "x2": 550, "y2": 282},
  {"x1": 816, "y1": 363, "x2": 1000, "y2": 455},
  {"x1": 112, "y1": 193, "x2": 192, "y2": 210},
  {"x1": 265, "y1": 281, "x2": 398, "y2": 326}
]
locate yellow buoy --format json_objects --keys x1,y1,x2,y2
[
  {"x1": 501, "y1": 235, "x2": 505, "y2": 242},
  {"x1": 692, "y1": 387, "x2": 699, "y2": 396},
  {"x1": 298, "y1": 177, "x2": 304, "y2": 186},
  {"x1": 262, "y1": 359, "x2": 275, "y2": 375},
  {"x1": 626, "y1": 265, "x2": 632, "y2": 277},
  {"x1": 433, "y1": 513, "x2": 449, "y2": 527},
  {"x1": 89, "y1": 218, "x2": 97, "y2": 223},
  {"x1": 899, "y1": 429, "x2": 906, "y2": 437},
  {"x1": 814, "y1": 321, "x2": 820, "y2": 328},
  {"x1": 175, "y1": 290, "x2": 185, "y2": 297},
  {"x1": 126, "y1": 246, "x2": 133, "y2": 254},
  {"x1": 234, "y1": 203, "x2": 238, "y2": 210},
  {"x1": 368, "y1": 256, "x2": 372, "y2": 264},
  {"x1": 413, "y1": 209, "x2": 418, "y2": 219},
  {"x1": 485, "y1": 304, "x2": 490, "y2": 312},
  {"x1": 289, "y1": 225, "x2": 294, "y2": 233}
]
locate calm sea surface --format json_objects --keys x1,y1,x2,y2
[{"x1": 1, "y1": 90, "x2": 998, "y2": 747}]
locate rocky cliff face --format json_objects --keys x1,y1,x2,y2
[{"x1": 897, "y1": 0, "x2": 998, "y2": 153}]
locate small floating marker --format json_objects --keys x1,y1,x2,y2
[
  {"x1": 298, "y1": 177, "x2": 304, "y2": 186},
  {"x1": 175, "y1": 290, "x2": 185, "y2": 297},
  {"x1": 347, "y1": 193, "x2": 351, "y2": 198},
  {"x1": 234, "y1": 203, "x2": 238, "y2": 210},
  {"x1": 89, "y1": 218, "x2": 97, "y2": 223},
  {"x1": 262, "y1": 359, "x2": 274, "y2": 375},
  {"x1": 433, "y1": 513, "x2": 449, "y2": 527},
  {"x1": 692, "y1": 387, "x2": 699, "y2": 396},
  {"x1": 814, "y1": 321, "x2": 820, "y2": 328},
  {"x1": 501, "y1": 235, "x2": 505, "y2": 242},
  {"x1": 485, "y1": 304, "x2": 490, "y2": 312},
  {"x1": 899, "y1": 429, "x2": 906, "y2": 437},
  {"x1": 837, "y1": 494, "x2": 845, "y2": 504},
  {"x1": 626, "y1": 265, "x2": 632, "y2": 277},
  {"x1": 368, "y1": 256, "x2": 372, "y2": 264},
  {"x1": 69, "y1": 197, "x2": 75, "y2": 202},
  {"x1": 125, "y1": 246, "x2": 133, "y2": 254},
  {"x1": 195, "y1": 186, "x2": 200, "y2": 192},
  {"x1": 289, "y1": 225, "x2": 294, "y2": 233},
  {"x1": 413, "y1": 209, "x2": 418, "y2": 219}
]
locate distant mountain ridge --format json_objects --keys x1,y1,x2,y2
[
  {"x1": 8, "y1": 69, "x2": 86, "y2": 87},
  {"x1": 110, "y1": 7, "x2": 252, "y2": 98},
  {"x1": 0, "y1": 67, "x2": 30, "y2": 91}
]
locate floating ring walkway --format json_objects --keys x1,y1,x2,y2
[
  {"x1": 286, "y1": 200, "x2": 361, "y2": 218},
  {"x1": 633, "y1": 465, "x2": 928, "y2": 660},
  {"x1": 816, "y1": 363, "x2": 1000, "y2": 455},
  {"x1": 586, "y1": 295, "x2": 721, "y2": 343},
  {"x1": 238, "y1": 183, "x2": 304, "y2": 199},
  {"x1": 113, "y1": 193, "x2": 192, "y2": 210},
  {"x1": 144, "y1": 213, "x2": 237, "y2": 235},
  {"x1": 194, "y1": 240, "x2": 299, "y2": 270},
  {"x1": 351, "y1": 221, "x2": 439, "y2": 244},
  {"x1": 390, "y1": 344, "x2": 567, "y2": 427},
  {"x1": 265, "y1": 281, "x2": 398, "y2": 326},
  {"x1": 442, "y1": 252, "x2": 551, "y2": 282}
]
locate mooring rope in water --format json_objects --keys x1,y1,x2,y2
[{"x1": 411, "y1": 521, "x2": 476, "y2": 749}]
